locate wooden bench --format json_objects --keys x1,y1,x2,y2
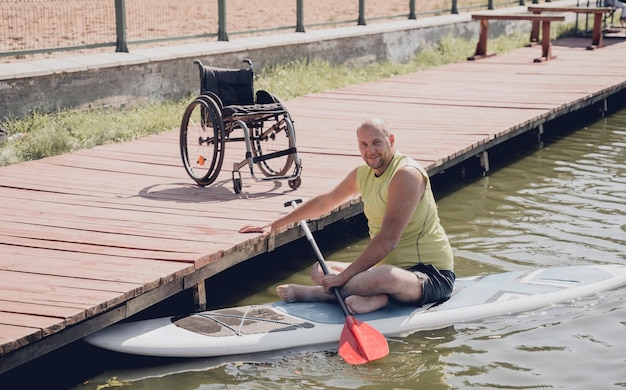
[
  {"x1": 527, "y1": 6, "x2": 614, "y2": 49},
  {"x1": 469, "y1": 13, "x2": 566, "y2": 63}
]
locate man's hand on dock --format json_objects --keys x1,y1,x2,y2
[{"x1": 239, "y1": 224, "x2": 272, "y2": 239}]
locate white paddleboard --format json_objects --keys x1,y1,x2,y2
[{"x1": 84, "y1": 264, "x2": 626, "y2": 358}]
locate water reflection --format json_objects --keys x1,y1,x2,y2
[
  {"x1": 69, "y1": 109, "x2": 626, "y2": 389},
  {"x1": 441, "y1": 117, "x2": 626, "y2": 271},
  {"x1": 443, "y1": 288, "x2": 625, "y2": 389}
]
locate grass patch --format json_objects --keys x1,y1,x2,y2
[
  {"x1": 0, "y1": 101, "x2": 188, "y2": 166},
  {"x1": 0, "y1": 28, "x2": 573, "y2": 167}
]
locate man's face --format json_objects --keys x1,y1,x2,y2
[{"x1": 357, "y1": 125, "x2": 395, "y2": 173}]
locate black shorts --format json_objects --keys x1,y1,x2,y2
[{"x1": 405, "y1": 263, "x2": 455, "y2": 306}]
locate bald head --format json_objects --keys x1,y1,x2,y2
[{"x1": 356, "y1": 117, "x2": 391, "y2": 137}]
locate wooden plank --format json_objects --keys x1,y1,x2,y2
[
  {"x1": 0, "y1": 252, "x2": 174, "y2": 289},
  {"x1": 526, "y1": 6, "x2": 612, "y2": 14},
  {"x1": 0, "y1": 300, "x2": 85, "y2": 326},
  {"x1": 0, "y1": 270, "x2": 127, "y2": 309},
  {"x1": 471, "y1": 13, "x2": 567, "y2": 21},
  {"x1": 0, "y1": 324, "x2": 41, "y2": 355}
]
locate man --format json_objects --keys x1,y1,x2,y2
[{"x1": 239, "y1": 117, "x2": 455, "y2": 314}]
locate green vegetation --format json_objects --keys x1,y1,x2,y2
[
  {"x1": 0, "y1": 27, "x2": 574, "y2": 167},
  {"x1": 0, "y1": 101, "x2": 187, "y2": 166}
]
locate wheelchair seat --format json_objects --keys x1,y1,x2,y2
[
  {"x1": 221, "y1": 103, "x2": 286, "y2": 122},
  {"x1": 179, "y1": 59, "x2": 302, "y2": 193}
]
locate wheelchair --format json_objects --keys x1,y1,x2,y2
[{"x1": 179, "y1": 59, "x2": 302, "y2": 194}]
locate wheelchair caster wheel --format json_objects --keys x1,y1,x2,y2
[
  {"x1": 233, "y1": 177, "x2": 242, "y2": 194},
  {"x1": 288, "y1": 177, "x2": 301, "y2": 190}
]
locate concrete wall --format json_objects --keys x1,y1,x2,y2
[{"x1": 0, "y1": 3, "x2": 578, "y2": 119}]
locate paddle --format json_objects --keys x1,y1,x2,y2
[{"x1": 285, "y1": 199, "x2": 389, "y2": 364}]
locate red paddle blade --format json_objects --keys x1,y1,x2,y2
[{"x1": 338, "y1": 316, "x2": 389, "y2": 365}]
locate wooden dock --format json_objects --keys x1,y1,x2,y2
[{"x1": 1, "y1": 35, "x2": 626, "y2": 374}]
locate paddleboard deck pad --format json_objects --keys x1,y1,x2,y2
[
  {"x1": 171, "y1": 306, "x2": 315, "y2": 337},
  {"x1": 84, "y1": 264, "x2": 626, "y2": 357}
]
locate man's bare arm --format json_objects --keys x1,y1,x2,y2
[
  {"x1": 239, "y1": 168, "x2": 360, "y2": 237},
  {"x1": 325, "y1": 166, "x2": 425, "y2": 288}
]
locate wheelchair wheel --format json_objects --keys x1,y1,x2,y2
[
  {"x1": 251, "y1": 114, "x2": 295, "y2": 177},
  {"x1": 180, "y1": 97, "x2": 225, "y2": 186}
]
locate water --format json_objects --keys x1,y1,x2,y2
[{"x1": 5, "y1": 110, "x2": 625, "y2": 389}]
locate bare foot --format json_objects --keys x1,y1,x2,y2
[
  {"x1": 345, "y1": 294, "x2": 389, "y2": 314},
  {"x1": 276, "y1": 284, "x2": 333, "y2": 303}
]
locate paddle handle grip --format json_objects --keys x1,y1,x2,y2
[{"x1": 286, "y1": 199, "x2": 352, "y2": 318}]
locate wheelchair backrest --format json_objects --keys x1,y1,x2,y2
[{"x1": 197, "y1": 63, "x2": 254, "y2": 107}]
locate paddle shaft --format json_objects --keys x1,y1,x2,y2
[
  {"x1": 284, "y1": 199, "x2": 390, "y2": 364},
  {"x1": 285, "y1": 200, "x2": 351, "y2": 317}
]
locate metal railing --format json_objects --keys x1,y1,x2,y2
[{"x1": 1, "y1": 0, "x2": 549, "y2": 59}]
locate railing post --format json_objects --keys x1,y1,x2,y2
[
  {"x1": 114, "y1": 0, "x2": 128, "y2": 52},
  {"x1": 296, "y1": 0, "x2": 305, "y2": 32},
  {"x1": 218, "y1": 0, "x2": 229, "y2": 41},
  {"x1": 358, "y1": 0, "x2": 366, "y2": 25},
  {"x1": 488, "y1": 0, "x2": 494, "y2": 10},
  {"x1": 451, "y1": 0, "x2": 459, "y2": 14},
  {"x1": 409, "y1": 0, "x2": 416, "y2": 19},
  {"x1": 519, "y1": 0, "x2": 525, "y2": 5}
]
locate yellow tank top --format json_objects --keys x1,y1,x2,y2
[{"x1": 356, "y1": 152, "x2": 454, "y2": 271}]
